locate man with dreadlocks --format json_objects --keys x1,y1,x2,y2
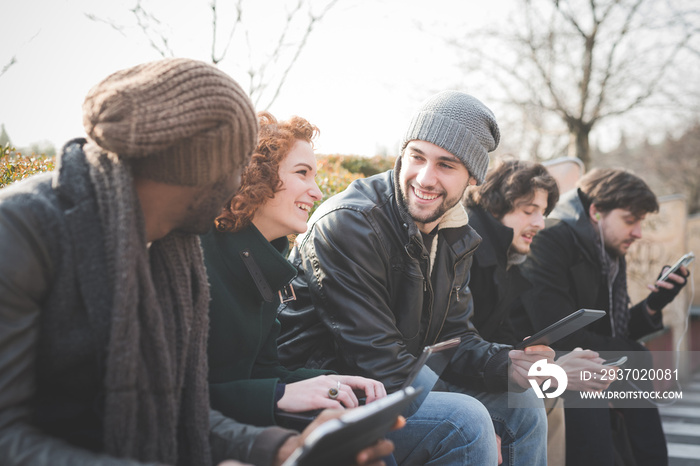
[{"x1": 0, "y1": 58, "x2": 394, "y2": 466}]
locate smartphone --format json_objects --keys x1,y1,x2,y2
[
  {"x1": 658, "y1": 252, "x2": 695, "y2": 282},
  {"x1": 603, "y1": 356, "x2": 627, "y2": 367}
]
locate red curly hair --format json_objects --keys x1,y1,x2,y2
[{"x1": 215, "y1": 111, "x2": 319, "y2": 233}]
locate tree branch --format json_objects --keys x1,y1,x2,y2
[
  {"x1": 264, "y1": 0, "x2": 340, "y2": 108},
  {"x1": 211, "y1": 0, "x2": 243, "y2": 65},
  {"x1": 130, "y1": 0, "x2": 173, "y2": 57},
  {"x1": 0, "y1": 56, "x2": 17, "y2": 79}
]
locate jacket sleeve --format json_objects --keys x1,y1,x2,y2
[
  {"x1": 210, "y1": 312, "x2": 333, "y2": 427},
  {"x1": 0, "y1": 197, "x2": 160, "y2": 465},
  {"x1": 209, "y1": 410, "x2": 297, "y2": 466},
  {"x1": 520, "y1": 225, "x2": 654, "y2": 353},
  {"x1": 627, "y1": 298, "x2": 663, "y2": 341}
]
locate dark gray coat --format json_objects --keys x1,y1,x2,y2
[
  {"x1": 515, "y1": 188, "x2": 662, "y2": 352},
  {"x1": 0, "y1": 140, "x2": 292, "y2": 465}
]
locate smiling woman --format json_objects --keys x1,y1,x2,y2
[{"x1": 200, "y1": 112, "x2": 387, "y2": 428}]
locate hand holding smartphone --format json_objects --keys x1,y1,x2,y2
[
  {"x1": 603, "y1": 356, "x2": 627, "y2": 367},
  {"x1": 658, "y1": 252, "x2": 694, "y2": 282}
]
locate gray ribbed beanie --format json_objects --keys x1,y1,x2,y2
[
  {"x1": 402, "y1": 91, "x2": 500, "y2": 185},
  {"x1": 83, "y1": 58, "x2": 257, "y2": 186}
]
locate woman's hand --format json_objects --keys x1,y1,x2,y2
[
  {"x1": 277, "y1": 374, "x2": 386, "y2": 412},
  {"x1": 328, "y1": 374, "x2": 387, "y2": 404}
]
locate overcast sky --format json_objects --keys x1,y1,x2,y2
[{"x1": 1, "y1": 0, "x2": 510, "y2": 156}]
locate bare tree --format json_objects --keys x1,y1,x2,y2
[
  {"x1": 448, "y1": 0, "x2": 699, "y2": 167},
  {"x1": 0, "y1": 56, "x2": 17, "y2": 79},
  {"x1": 648, "y1": 125, "x2": 700, "y2": 214},
  {"x1": 88, "y1": 0, "x2": 338, "y2": 109}
]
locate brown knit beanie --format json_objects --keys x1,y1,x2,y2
[{"x1": 83, "y1": 58, "x2": 258, "y2": 186}]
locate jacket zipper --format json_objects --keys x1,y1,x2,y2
[
  {"x1": 432, "y1": 242, "x2": 479, "y2": 344},
  {"x1": 409, "y1": 236, "x2": 433, "y2": 347}
]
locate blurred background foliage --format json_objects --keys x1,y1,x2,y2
[
  {"x1": 1, "y1": 143, "x2": 55, "y2": 189},
  {"x1": 0, "y1": 145, "x2": 395, "y2": 215}
]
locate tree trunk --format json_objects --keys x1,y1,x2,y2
[{"x1": 568, "y1": 124, "x2": 592, "y2": 168}]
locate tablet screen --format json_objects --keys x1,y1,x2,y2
[{"x1": 514, "y1": 309, "x2": 606, "y2": 350}]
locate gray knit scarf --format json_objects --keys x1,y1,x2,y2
[
  {"x1": 85, "y1": 143, "x2": 212, "y2": 465},
  {"x1": 592, "y1": 224, "x2": 631, "y2": 338}
]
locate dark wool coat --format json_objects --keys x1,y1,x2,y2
[
  {"x1": 514, "y1": 188, "x2": 663, "y2": 352},
  {"x1": 0, "y1": 141, "x2": 293, "y2": 465},
  {"x1": 202, "y1": 225, "x2": 331, "y2": 427},
  {"x1": 466, "y1": 205, "x2": 531, "y2": 346}
]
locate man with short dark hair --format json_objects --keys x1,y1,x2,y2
[
  {"x1": 515, "y1": 167, "x2": 690, "y2": 466},
  {"x1": 279, "y1": 91, "x2": 550, "y2": 465},
  {"x1": 0, "y1": 58, "x2": 393, "y2": 466}
]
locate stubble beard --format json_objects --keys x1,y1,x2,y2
[{"x1": 400, "y1": 182, "x2": 459, "y2": 226}]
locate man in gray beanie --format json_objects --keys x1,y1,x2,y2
[
  {"x1": 0, "y1": 58, "x2": 393, "y2": 466},
  {"x1": 277, "y1": 90, "x2": 549, "y2": 465}
]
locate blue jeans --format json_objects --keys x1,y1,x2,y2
[
  {"x1": 437, "y1": 381, "x2": 547, "y2": 466},
  {"x1": 387, "y1": 390, "x2": 498, "y2": 465}
]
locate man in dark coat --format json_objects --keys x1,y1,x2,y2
[{"x1": 515, "y1": 167, "x2": 690, "y2": 466}]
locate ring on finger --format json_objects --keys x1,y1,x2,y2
[{"x1": 328, "y1": 381, "x2": 341, "y2": 400}]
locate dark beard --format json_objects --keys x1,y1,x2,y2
[{"x1": 399, "y1": 182, "x2": 457, "y2": 225}]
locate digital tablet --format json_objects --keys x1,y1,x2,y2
[
  {"x1": 514, "y1": 309, "x2": 606, "y2": 350},
  {"x1": 281, "y1": 386, "x2": 421, "y2": 466}
]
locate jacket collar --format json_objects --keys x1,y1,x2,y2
[
  {"x1": 53, "y1": 138, "x2": 93, "y2": 205},
  {"x1": 467, "y1": 204, "x2": 514, "y2": 268},
  {"x1": 211, "y1": 224, "x2": 297, "y2": 303},
  {"x1": 53, "y1": 138, "x2": 114, "y2": 351},
  {"x1": 548, "y1": 188, "x2": 599, "y2": 262}
]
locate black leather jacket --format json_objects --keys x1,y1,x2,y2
[{"x1": 278, "y1": 159, "x2": 511, "y2": 393}]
